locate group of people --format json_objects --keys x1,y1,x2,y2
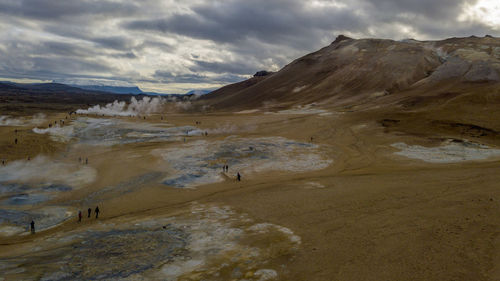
[
  {"x1": 222, "y1": 165, "x2": 241, "y2": 181},
  {"x1": 78, "y1": 206, "x2": 100, "y2": 222},
  {"x1": 30, "y1": 206, "x2": 100, "y2": 234},
  {"x1": 78, "y1": 157, "x2": 89, "y2": 165}
]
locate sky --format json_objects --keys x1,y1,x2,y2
[{"x1": 0, "y1": 0, "x2": 499, "y2": 94}]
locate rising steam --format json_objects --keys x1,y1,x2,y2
[{"x1": 76, "y1": 97, "x2": 165, "y2": 116}]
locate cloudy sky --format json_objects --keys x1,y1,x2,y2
[{"x1": 0, "y1": 0, "x2": 499, "y2": 93}]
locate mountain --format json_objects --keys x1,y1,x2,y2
[
  {"x1": 0, "y1": 81, "x2": 138, "y2": 113},
  {"x1": 202, "y1": 35, "x2": 500, "y2": 110},
  {"x1": 0, "y1": 82, "x2": 106, "y2": 93},
  {"x1": 185, "y1": 89, "x2": 213, "y2": 96}
]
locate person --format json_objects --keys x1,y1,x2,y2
[
  {"x1": 1, "y1": 160, "x2": 4, "y2": 165},
  {"x1": 78, "y1": 210, "x2": 82, "y2": 222},
  {"x1": 78, "y1": 157, "x2": 81, "y2": 163},
  {"x1": 14, "y1": 138, "x2": 17, "y2": 144},
  {"x1": 30, "y1": 220, "x2": 35, "y2": 234},
  {"x1": 95, "y1": 206, "x2": 100, "y2": 218},
  {"x1": 237, "y1": 172, "x2": 241, "y2": 181},
  {"x1": 85, "y1": 158, "x2": 88, "y2": 165},
  {"x1": 88, "y1": 208, "x2": 91, "y2": 218},
  {"x1": 226, "y1": 165, "x2": 229, "y2": 172}
]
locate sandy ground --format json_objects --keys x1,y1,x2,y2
[{"x1": 1, "y1": 108, "x2": 500, "y2": 280}]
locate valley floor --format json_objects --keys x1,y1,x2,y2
[{"x1": 1, "y1": 106, "x2": 500, "y2": 280}]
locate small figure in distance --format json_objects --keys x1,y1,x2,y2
[
  {"x1": 14, "y1": 138, "x2": 18, "y2": 144},
  {"x1": 78, "y1": 210, "x2": 82, "y2": 222},
  {"x1": 95, "y1": 206, "x2": 100, "y2": 219},
  {"x1": 87, "y1": 208, "x2": 91, "y2": 218},
  {"x1": 237, "y1": 172, "x2": 241, "y2": 181},
  {"x1": 30, "y1": 220, "x2": 35, "y2": 234},
  {"x1": 85, "y1": 158, "x2": 88, "y2": 165}
]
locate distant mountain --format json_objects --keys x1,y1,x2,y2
[
  {"x1": 185, "y1": 89, "x2": 213, "y2": 96},
  {"x1": 0, "y1": 81, "x2": 104, "y2": 93},
  {"x1": 1, "y1": 80, "x2": 215, "y2": 97},
  {"x1": 70, "y1": 85, "x2": 143, "y2": 95}
]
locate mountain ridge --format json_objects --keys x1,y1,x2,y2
[{"x1": 201, "y1": 35, "x2": 500, "y2": 110}]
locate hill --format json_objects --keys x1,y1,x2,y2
[{"x1": 203, "y1": 35, "x2": 500, "y2": 110}]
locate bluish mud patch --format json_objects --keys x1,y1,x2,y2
[
  {"x1": 1, "y1": 193, "x2": 50, "y2": 206},
  {"x1": 0, "y1": 183, "x2": 72, "y2": 207},
  {"x1": 0, "y1": 183, "x2": 30, "y2": 194},
  {"x1": 0, "y1": 206, "x2": 71, "y2": 235},
  {"x1": 41, "y1": 225, "x2": 188, "y2": 280},
  {"x1": 37, "y1": 117, "x2": 201, "y2": 145},
  {"x1": 163, "y1": 174, "x2": 203, "y2": 188},
  {"x1": 0, "y1": 182, "x2": 74, "y2": 235},
  {"x1": 156, "y1": 137, "x2": 331, "y2": 188}
]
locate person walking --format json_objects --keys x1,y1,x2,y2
[
  {"x1": 30, "y1": 220, "x2": 35, "y2": 234},
  {"x1": 78, "y1": 210, "x2": 82, "y2": 222},
  {"x1": 14, "y1": 138, "x2": 17, "y2": 145},
  {"x1": 237, "y1": 172, "x2": 241, "y2": 181},
  {"x1": 95, "y1": 206, "x2": 100, "y2": 219},
  {"x1": 87, "y1": 208, "x2": 91, "y2": 218}
]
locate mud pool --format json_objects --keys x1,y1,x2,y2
[
  {"x1": 33, "y1": 117, "x2": 200, "y2": 145},
  {"x1": 392, "y1": 140, "x2": 500, "y2": 163},
  {"x1": 0, "y1": 204, "x2": 299, "y2": 280},
  {"x1": 156, "y1": 137, "x2": 332, "y2": 188},
  {"x1": 0, "y1": 157, "x2": 94, "y2": 236}
]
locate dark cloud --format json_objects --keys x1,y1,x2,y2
[
  {"x1": 0, "y1": 0, "x2": 498, "y2": 93},
  {"x1": 190, "y1": 60, "x2": 260, "y2": 75},
  {"x1": 153, "y1": 70, "x2": 245, "y2": 84},
  {"x1": 0, "y1": 0, "x2": 138, "y2": 20},
  {"x1": 123, "y1": 0, "x2": 363, "y2": 50}
]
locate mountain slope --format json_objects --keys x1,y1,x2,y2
[{"x1": 202, "y1": 35, "x2": 500, "y2": 110}]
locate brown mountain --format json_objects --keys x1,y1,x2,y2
[
  {"x1": 202, "y1": 35, "x2": 500, "y2": 110},
  {"x1": 201, "y1": 35, "x2": 500, "y2": 144}
]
